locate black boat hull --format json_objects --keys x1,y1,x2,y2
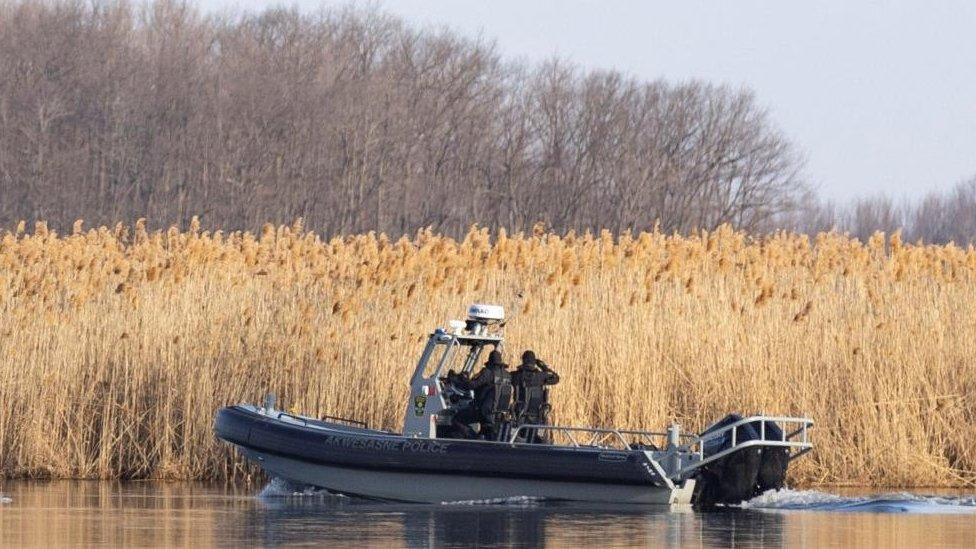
[{"x1": 214, "y1": 406, "x2": 694, "y2": 504}]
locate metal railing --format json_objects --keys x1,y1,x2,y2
[
  {"x1": 273, "y1": 407, "x2": 812, "y2": 474},
  {"x1": 320, "y1": 414, "x2": 369, "y2": 429},
  {"x1": 507, "y1": 424, "x2": 693, "y2": 450},
  {"x1": 506, "y1": 416, "x2": 813, "y2": 471},
  {"x1": 694, "y1": 415, "x2": 812, "y2": 449},
  {"x1": 676, "y1": 415, "x2": 814, "y2": 477},
  {"x1": 274, "y1": 411, "x2": 369, "y2": 429},
  {"x1": 275, "y1": 412, "x2": 310, "y2": 426}
]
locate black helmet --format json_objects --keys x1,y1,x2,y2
[
  {"x1": 486, "y1": 350, "x2": 504, "y2": 367},
  {"x1": 521, "y1": 350, "x2": 536, "y2": 365}
]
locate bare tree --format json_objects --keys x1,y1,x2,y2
[
  {"x1": 0, "y1": 1, "x2": 808, "y2": 237},
  {"x1": 781, "y1": 177, "x2": 976, "y2": 244}
]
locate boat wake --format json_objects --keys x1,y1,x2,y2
[
  {"x1": 258, "y1": 477, "x2": 336, "y2": 499},
  {"x1": 256, "y1": 477, "x2": 540, "y2": 506},
  {"x1": 0, "y1": 494, "x2": 11, "y2": 504},
  {"x1": 740, "y1": 489, "x2": 976, "y2": 514},
  {"x1": 440, "y1": 496, "x2": 542, "y2": 506}
]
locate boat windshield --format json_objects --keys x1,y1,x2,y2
[
  {"x1": 421, "y1": 338, "x2": 498, "y2": 380},
  {"x1": 421, "y1": 343, "x2": 455, "y2": 378}
]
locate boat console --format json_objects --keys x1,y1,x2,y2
[{"x1": 402, "y1": 304, "x2": 507, "y2": 438}]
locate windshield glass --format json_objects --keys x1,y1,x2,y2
[{"x1": 421, "y1": 341, "x2": 490, "y2": 379}]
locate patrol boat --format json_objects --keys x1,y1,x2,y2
[{"x1": 214, "y1": 304, "x2": 814, "y2": 505}]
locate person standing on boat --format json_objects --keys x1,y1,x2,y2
[
  {"x1": 442, "y1": 368, "x2": 480, "y2": 439},
  {"x1": 512, "y1": 350, "x2": 559, "y2": 443},
  {"x1": 467, "y1": 349, "x2": 514, "y2": 440}
]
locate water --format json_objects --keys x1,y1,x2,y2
[{"x1": 1, "y1": 481, "x2": 975, "y2": 547}]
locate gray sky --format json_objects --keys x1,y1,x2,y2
[{"x1": 204, "y1": 1, "x2": 976, "y2": 202}]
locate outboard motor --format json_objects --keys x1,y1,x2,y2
[
  {"x1": 755, "y1": 421, "x2": 789, "y2": 494},
  {"x1": 693, "y1": 414, "x2": 791, "y2": 507}
]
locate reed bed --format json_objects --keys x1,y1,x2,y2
[{"x1": 1, "y1": 219, "x2": 975, "y2": 487}]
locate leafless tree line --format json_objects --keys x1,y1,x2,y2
[
  {"x1": 777, "y1": 177, "x2": 976, "y2": 245},
  {"x1": 0, "y1": 0, "x2": 808, "y2": 236}
]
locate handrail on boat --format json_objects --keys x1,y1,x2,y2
[
  {"x1": 320, "y1": 414, "x2": 369, "y2": 429},
  {"x1": 693, "y1": 415, "x2": 814, "y2": 449},
  {"x1": 507, "y1": 415, "x2": 814, "y2": 468},
  {"x1": 275, "y1": 412, "x2": 309, "y2": 425},
  {"x1": 675, "y1": 415, "x2": 814, "y2": 477},
  {"x1": 275, "y1": 411, "x2": 368, "y2": 429},
  {"x1": 508, "y1": 424, "x2": 636, "y2": 449},
  {"x1": 507, "y1": 424, "x2": 690, "y2": 450}
]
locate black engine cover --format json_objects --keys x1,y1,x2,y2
[{"x1": 693, "y1": 414, "x2": 789, "y2": 507}]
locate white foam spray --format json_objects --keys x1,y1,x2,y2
[
  {"x1": 257, "y1": 477, "x2": 335, "y2": 499},
  {"x1": 740, "y1": 488, "x2": 976, "y2": 514},
  {"x1": 440, "y1": 496, "x2": 541, "y2": 506}
]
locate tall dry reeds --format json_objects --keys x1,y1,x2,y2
[{"x1": 1, "y1": 220, "x2": 975, "y2": 487}]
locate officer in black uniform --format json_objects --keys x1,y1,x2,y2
[
  {"x1": 512, "y1": 350, "x2": 559, "y2": 443},
  {"x1": 464, "y1": 349, "x2": 514, "y2": 440},
  {"x1": 442, "y1": 368, "x2": 480, "y2": 439}
]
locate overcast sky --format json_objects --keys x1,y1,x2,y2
[{"x1": 202, "y1": 1, "x2": 976, "y2": 202}]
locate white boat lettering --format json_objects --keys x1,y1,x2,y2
[
  {"x1": 401, "y1": 440, "x2": 448, "y2": 454},
  {"x1": 322, "y1": 435, "x2": 448, "y2": 454}
]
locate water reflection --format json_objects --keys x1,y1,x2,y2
[
  {"x1": 1, "y1": 481, "x2": 975, "y2": 548},
  {"x1": 240, "y1": 498, "x2": 762, "y2": 547}
]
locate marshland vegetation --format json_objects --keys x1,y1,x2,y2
[
  {"x1": 0, "y1": 220, "x2": 974, "y2": 487},
  {"x1": 2, "y1": 0, "x2": 975, "y2": 491}
]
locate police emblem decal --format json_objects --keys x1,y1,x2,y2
[{"x1": 413, "y1": 395, "x2": 427, "y2": 416}]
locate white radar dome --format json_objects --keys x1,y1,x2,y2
[{"x1": 467, "y1": 303, "x2": 505, "y2": 323}]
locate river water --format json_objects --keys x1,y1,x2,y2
[{"x1": 1, "y1": 480, "x2": 975, "y2": 547}]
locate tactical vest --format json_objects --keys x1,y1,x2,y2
[
  {"x1": 515, "y1": 369, "x2": 548, "y2": 421},
  {"x1": 478, "y1": 368, "x2": 513, "y2": 421}
]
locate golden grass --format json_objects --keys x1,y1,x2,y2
[{"x1": 1, "y1": 220, "x2": 975, "y2": 487}]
